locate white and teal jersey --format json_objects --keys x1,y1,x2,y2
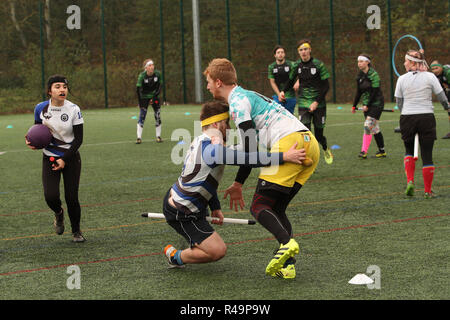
[{"x1": 228, "y1": 86, "x2": 307, "y2": 150}]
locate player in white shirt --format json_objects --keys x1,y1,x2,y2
[
  {"x1": 203, "y1": 58, "x2": 320, "y2": 279},
  {"x1": 395, "y1": 50, "x2": 449, "y2": 198},
  {"x1": 25, "y1": 75, "x2": 86, "y2": 242}
]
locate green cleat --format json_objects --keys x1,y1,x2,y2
[
  {"x1": 375, "y1": 150, "x2": 387, "y2": 158},
  {"x1": 265, "y1": 239, "x2": 299, "y2": 276},
  {"x1": 324, "y1": 148, "x2": 333, "y2": 164},
  {"x1": 405, "y1": 181, "x2": 415, "y2": 196},
  {"x1": 274, "y1": 264, "x2": 296, "y2": 279},
  {"x1": 424, "y1": 192, "x2": 436, "y2": 199}
]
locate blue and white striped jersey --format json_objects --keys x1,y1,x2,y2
[{"x1": 171, "y1": 133, "x2": 285, "y2": 215}]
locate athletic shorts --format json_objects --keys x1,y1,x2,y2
[
  {"x1": 139, "y1": 97, "x2": 160, "y2": 109},
  {"x1": 364, "y1": 105, "x2": 383, "y2": 120},
  {"x1": 400, "y1": 113, "x2": 436, "y2": 142},
  {"x1": 258, "y1": 131, "x2": 320, "y2": 188},
  {"x1": 298, "y1": 107, "x2": 327, "y2": 129},
  {"x1": 162, "y1": 188, "x2": 214, "y2": 247}
]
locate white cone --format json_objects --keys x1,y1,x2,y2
[{"x1": 348, "y1": 273, "x2": 374, "y2": 285}]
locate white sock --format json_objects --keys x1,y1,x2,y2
[
  {"x1": 137, "y1": 124, "x2": 143, "y2": 139},
  {"x1": 156, "y1": 125, "x2": 161, "y2": 138}
]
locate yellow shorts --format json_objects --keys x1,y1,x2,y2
[{"x1": 259, "y1": 131, "x2": 320, "y2": 187}]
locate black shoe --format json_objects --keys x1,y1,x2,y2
[
  {"x1": 72, "y1": 231, "x2": 86, "y2": 243},
  {"x1": 394, "y1": 126, "x2": 401, "y2": 133},
  {"x1": 442, "y1": 133, "x2": 450, "y2": 139},
  {"x1": 156, "y1": 136, "x2": 163, "y2": 143},
  {"x1": 53, "y1": 209, "x2": 64, "y2": 235},
  {"x1": 136, "y1": 138, "x2": 142, "y2": 144}
]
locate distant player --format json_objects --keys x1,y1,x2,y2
[
  {"x1": 25, "y1": 75, "x2": 86, "y2": 242},
  {"x1": 136, "y1": 59, "x2": 163, "y2": 144},
  {"x1": 204, "y1": 58, "x2": 320, "y2": 279},
  {"x1": 163, "y1": 100, "x2": 307, "y2": 269},
  {"x1": 430, "y1": 60, "x2": 450, "y2": 139},
  {"x1": 395, "y1": 50, "x2": 449, "y2": 198},
  {"x1": 280, "y1": 39, "x2": 333, "y2": 164},
  {"x1": 352, "y1": 54, "x2": 386, "y2": 159},
  {"x1": 268, "y1": 45, "x2": 297, "y2": 114}
]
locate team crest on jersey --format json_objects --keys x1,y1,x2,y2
[
  {"x1": 61, "y1": 114, "x2": 69, "y2": 122},
  {"x1": 284, "y1": 66, "x2": 290, "y2": 72},
  {"x1": 298, "y1": 68, "x2": 302, "y2": 74},
  {"x1": 311, "y1": 68, "x2": 316, "y2": 75},
  {"x1": 154, "y1": 77, "x2": 158, "y2": 82},
  {"x1": 144, "y1": 79, "x2": 148, "y2": 83}
]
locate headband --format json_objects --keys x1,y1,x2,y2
[
  {"x1": 430, "y1": 63, "x2": 443, "y2": 68},
  {"x1": 405, "y1": 54, "x2": 424, "y2": 63},
  {"x1": 357, "y1": 56, "x2": 371, "y2": 63},
  {"x1": 144, "y1": 60, "x2": 154, "y2": 68},
  {"x1": 298, "y1": 43, "x2": 311, "y2": 50},
  {"x1": 201, "y1": 112, "x2": 229, "y2": 127}
]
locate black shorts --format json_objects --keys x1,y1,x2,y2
[
  {"x1": 162, "y1": 189, "x2": 214, "y2": 247},
  {"x1": 400, "y1": 113, "x2": 436, "y2": 142},
  {"x1": 364, "y1": 105, "x2": 383, "y2": 120},
  {"x1": 298, "y1": 107, "x2": 326, "y2": 129},
  {"x1": 139, "y1": 97, "x2": 160, "y2": 109}
]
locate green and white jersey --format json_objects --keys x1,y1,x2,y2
[
  {"x1": 289, "y1": 57, "x2": 330, "y2": 109},
  {"x1": 354, "y1": 67, "x2": 384, "y2": 107},
  {"x1": 136, "y1": 70, "x2": 162, "y2": 99},
  {"x1": 268, "y1": 60, "x2": 296, "y2": 98},
  {"x1": 437, "y1": 65, "x2": 450, "y2": 87},
  {"x1": 228, "y1": 86, "x2": 307, "y2": 150}
]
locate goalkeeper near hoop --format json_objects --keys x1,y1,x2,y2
[{"x1": 163, "y1": 100, "x2": 307, "y2": 269}]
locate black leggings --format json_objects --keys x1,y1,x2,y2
[{"x1": 42, "y1": 153, "x2": 82, "y2": 233}]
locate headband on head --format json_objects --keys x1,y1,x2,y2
[
  {"x1": 201, "y1": 112, "x2": 229, "y2": 127},
  {"x1": 405, "y1": 54, "x2": 424, "y2": 63},
  {"x1": 430, "y1": 63, "x2": 443, "y2": 68},
  {"x1": 144, "y1": 60, "x2": 154, "y2": 68},
  {"x1": 357, "y1": 56, "x2": 371, "y2": 63},
  {"x1": 298, "y1": 43, "x2": 311, "y2": 50}
]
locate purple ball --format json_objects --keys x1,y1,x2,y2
[{"x1": 26, "y1": 124, "x2": 52, "y2": 149}]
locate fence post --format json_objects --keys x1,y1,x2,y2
[
  {"x1": 159, "y1": 0, "x2": 167, "y2": 103},
  {"x1": 387, "y1": 0, "x2": 394, "y2": 102},
  {"x1": 100, "y1": 0, "x2": 108, "y2": 108},
  {"x1": 226, "y1": 0, "x2": 231, "y2": 61},
  {"x1": 329, "y1": 0, "x2": 336, "y2": 103},
  {"x1": 39, "y1": 1, "x2": 46, "y2": 101},
  {"x1": 192, "y1": 0, "x2": 203, "y2": 103},
  {"x1": 180, "y1": 0, "x2": 187, "y2": 103},
  {"x1": 276, "y1": 0, "x2": 281, "y2": 44}
]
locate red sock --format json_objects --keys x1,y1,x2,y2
[
  {"x1": 404, "y1": 156, "x2": 415, "y2": 183},
  {"x1": 422, "y1": 166, "x2": 435, "y2": 193}
]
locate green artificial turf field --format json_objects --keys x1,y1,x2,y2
[{"x1": 1, "y1": 104, "x2": 449, "y2": 300}]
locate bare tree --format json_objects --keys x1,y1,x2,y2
[{"x1": 8, "y1": 0, "x2": 27, "y2": 48}]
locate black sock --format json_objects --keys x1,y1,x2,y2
[{"x1": 374, "y1": 132, "x2": 384, "y2": 151}]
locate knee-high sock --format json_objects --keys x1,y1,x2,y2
[
  {"x1": 422, "y1": 166, "x2": 435, "y2": 193},
  {"x1": 404, "y1": 155, "x2": 415, "y2": 184},
  {"x1": 374, "y1": 132, "x2": 384, "y2": 151},
  {"x1": 156, "y1": 124, "x2": 161, "y2": 138},
  {"x1": 362, "y1": 134, "x2": 372, "y2": 153},
  {"x1": 137, "y1": 123, "x2": 143, "y2": 139}
]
